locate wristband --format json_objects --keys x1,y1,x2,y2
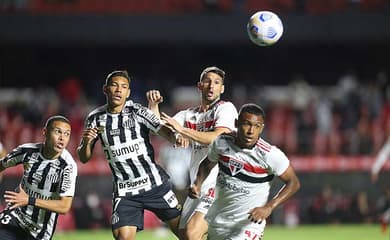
[{"x1": 28, "y1": 197, "x2": 36, "y2": 206}]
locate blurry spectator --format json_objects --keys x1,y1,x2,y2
[
  {"x1": 308, "y1": 185, "x2": 339, "y2": 223},
  {"x1": 349, "y1": 191, "x2": 372, "y2": 223},
  {"x1": 375, "y1": 186, "x2": 390, "y2": 233},
  {"x1": 74, "y1": 191, "x2": 108, "y2": 229}
]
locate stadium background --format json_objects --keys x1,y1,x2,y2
[{"x1": 1, "y1": 0, "x2": 390, "y2": 238}]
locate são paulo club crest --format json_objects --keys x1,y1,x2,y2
[{"x1": 228, "y1": 159, "x2": 244, "y2": 176}]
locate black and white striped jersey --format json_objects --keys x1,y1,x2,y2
[
  {"x1": 0, "y1": 143, "x2": 77, "y2": 240},
  {"x1": 85, "y1": 100, "x2": 170, "y2": 197}
]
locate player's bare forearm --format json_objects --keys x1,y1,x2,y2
[
  {"x1": 248, "y1": 166, "x2": 300, "y2": 223},
  {"x1": 77, "y1": 128, "x2": 98, "y2": 163},
  {"x1": 267, "y1": 165, "x2": 300, "y2": 210},
  {"x1": 179, "y1": 127, "x2": 229, "y2": 145},
  {"x1": 77, "y1": 140, "x2": 94, "y2": 163},
  {"x1": 157, "y1": 125, "x2": 176, "y2": 144},
  {"x1": 35, "y1": 196, "x2": 73, "y2": 214},
  {"x1": 5, "y1": 185, "x2": 73, "y2": 214},
  {"x1": 190, "y1": 158, "x2": 217, "y2": 198}
]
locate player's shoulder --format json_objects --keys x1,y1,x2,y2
[
  {"x1": 61, "y1": 149, "x2": 78, "y2": 167},
  {"x1": 87, "y1": 104, "x2": 107, "y2": 119},
  {"x1": 255, "y1": 138, "x2": 274, "y2": 153},
  {"x1": 215, "y1": 100, "x2": 237, "y2": 111},
  {"x1": 255, "y1": 138, "x2": 286, "y2": 156},
  {"x1": 18, "y1": 143, "x2": 41, "y2": 152},
  {"x1": 216, "y1": 132, "x2": 235, "y2": 144}
]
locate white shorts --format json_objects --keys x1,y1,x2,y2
[
  {"x1": 178, "y1": 165, "x2": 219, "y2": 229},
  {"x1": 207, "y1": 221, "x2": 266, "y2": 240}
]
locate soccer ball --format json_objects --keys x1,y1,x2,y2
[{"x1": 247, "y1": 11, "x2": 284, "y2": 46}]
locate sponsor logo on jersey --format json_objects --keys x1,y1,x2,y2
[
  {"x1": 61, "y1": 166, "x2": 73, "y2": 193},
  {"x1": 24, "y1": 188, "x2": 53, "y2": 200},
  {"x1": 228, "y1": 159, "x2": 244, "y2": 176},
  {"x1": 111, "y1": 143, "x2": 141, "y2": 157},
  {"x1": 118, "y1": 177, "x2": 149, "y2": 190},
  {"x1": 110, "y1": 129, "x2": 121, "y2": 136},
  {"x1": 217, "y1": 176, "x2": 250, "y2": 194},
  {"x1": 137, "y1": 108, "x2": 160, "y2": 127},
  {"x1": 163, "y1": 190, "x2": 179, "y2": 208},
  {"x1": 14, "y1": 208, "x2": 40, "y2": 232}
]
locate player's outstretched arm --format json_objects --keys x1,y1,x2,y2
[
  {"x1": 189, "y1": 158, "x2": 217, "y2": 199},
  {"x1": 248, "y1": 165, "x2": 300, "y2": 223},
  {"x1": 157, "y1": 126, "x2": 190, "y2": 148},
  {"x1": 4, "y1": 185, "x2": 73, "y2": 214},
  {"x1": 161, "y1": 112, "x2": 230, "y2": 145},
  {"x1": 77, "y1": 128, "x2": 98, "y2": 163}
]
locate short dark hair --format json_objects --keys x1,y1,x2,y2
[
  {"x1": 105, "y1": 70, "x2": 131, "y2": 85},
  {"x1": 199, "y1": 66, "x2": 225, "y2": 82},
  {"x1": 44, "y1": 115, "x2": 71, "y2": 129},
  {"x1": 238, "y1": 103, "x2": 266, "y2": 119}
]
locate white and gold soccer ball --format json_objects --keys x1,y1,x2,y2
[{"x1": 247, "y1": 11, "x2": 284, "y2": 46}]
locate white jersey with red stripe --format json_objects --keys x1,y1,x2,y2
[
  {"x1": 174, "y1": 100, "x2": 237, "y2": 228},
  {"x1": 173, "y1": 100, "x2": 237, "y2": 186},
  {"x1": 205, "y1": 133, "x2": 290, "y2": 239}
]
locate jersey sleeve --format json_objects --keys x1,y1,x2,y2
[
  {"x1": 173, "y1": 110, "x2": 186, "y2": 126},
  {"x1": 0, "y1": 145, "x2": 26, "y2": 169},
  {"x1": 60, "y1": 155, "x2": 78, "y2": 197},
  {"x1": 135, "y1": 105, "x2": 163, "y2": 133},
  {"x1": 214, "y1": 102, "x2": 238, "y2": 131},
  {"x1": 267, "y1": 146, "x2": 290, "y2": 176}
]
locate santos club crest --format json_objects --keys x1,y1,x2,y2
[{"x1": 228, "y1": 159, "x2": 244, "y2": 176}]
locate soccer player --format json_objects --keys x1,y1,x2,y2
[
  {"x1": 371, "y1": 136, "x2": 390, "y2": 183},
  {"x1": 371, "y1": 136, "x2": 390, "y2": 232},
  {"x1": 147, "y1": 66, "x2": 238, "y2": 240},
  {"x1": 77, "y1": 70, "x2": 182, "y2": 240},
  {"x1": 190, "y1": 103, "x2": 300, "y2": 240},
  {"x1": 0, "y1": 115, "x2": 77, "y2": 240}
]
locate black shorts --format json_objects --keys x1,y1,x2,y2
[
  {"x1": 0, "y1": 210, "x2": 34, "y2": 240},
  {"x1": 111, "y1": 181, "x2": 182, "y2": 231}
]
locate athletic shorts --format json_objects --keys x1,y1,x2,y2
[
  {"x1": 0, "y1": 210, "x2": 34, "y2": 240},
  {"x1": 207, "y1": 220, "x2": 266, "y2": 240},
  {"x1": 111, "y1": 181, "x2": 181, "y2": 231},
  {"x1": 179, "y1": 165, "x2": 218, "y2": 229}
]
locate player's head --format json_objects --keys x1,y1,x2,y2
[
  {"x1": 43, "y1": 115, "x2": 71, "y2": 158},
  {"x1": 103, "y1": 70, "x2": 131, "y2": 112},
  {"x1": 105, "y1": 70, "x2": 131, "y2": 85},
  {"x1": 198, "y1": 66, "x2": 225, "y2": 104},
  {"x1": 235, "y1": 103, "x2": 265, "y2": 149}
]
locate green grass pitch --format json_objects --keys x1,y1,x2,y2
[{"x1": 54, "y1": 224, "x2": 387, "y2": 240}]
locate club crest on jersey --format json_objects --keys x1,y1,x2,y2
[{"x1": 228, "y1": 159, "x2": 244, "y2": 176}]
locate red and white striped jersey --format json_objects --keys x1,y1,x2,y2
[{"x1": 173, "y1": 100, "x2": 237, "y2": 185}]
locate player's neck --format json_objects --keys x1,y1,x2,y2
[
  {"x1": 107, "y1": 104, "x2": 124, "y2": 114},
  {"x1": 41, "y1": 146, "x2": 60, "y2": 160},
  {"x1": 200, "y1": 98, "x2": 219, "y2": 112}
]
